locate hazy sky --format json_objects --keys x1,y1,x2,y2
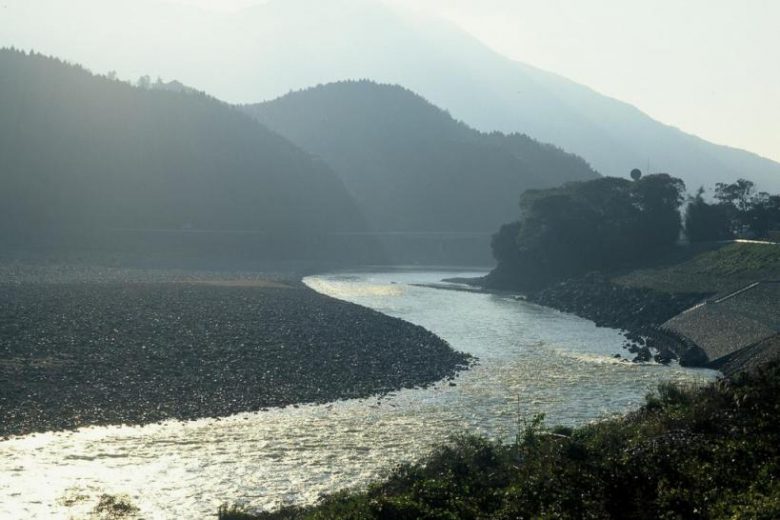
[
  {"x1": 3, "y1": 0, "x2": 777, "y2": 163},
  {"x1": 159, "y1": 0, "x2": 779, "y2": 163}
]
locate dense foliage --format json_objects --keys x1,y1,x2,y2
[
  {"x1": 245, "y1": 80, "x2": 598, "y2": 232},
  {"x1": 685, "y1": 180, "x2": 780, "y2": 242},
  {"x1": 0, "y1": 49, "x2": 364, "y2": 244},
  {"x1": 489, "y1": 174, "x2": 686, "y2": 289},
  {"x1": 715, "y1": 180, "x2": 780, "y2": 238},
  {"x1": 684, "y1": 188, "x2": 733, "y2": 242},
  {"x1": 223, "y1": 362, "x2": 780, "y2": 520}
]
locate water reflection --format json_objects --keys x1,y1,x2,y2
[{"x1": 0, "y1": 271, "x2": 717, "y2": 518}]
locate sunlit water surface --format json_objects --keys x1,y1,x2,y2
[{"x1": 0, "y1": 270, "x2": 717, "y2": 518}]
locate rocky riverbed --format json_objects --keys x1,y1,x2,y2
[
  {"x1": 525, "y1": 273, "x2": 711, "y2": 364},
  {"x1": 526, "y1": 272, "x2": 709, "y2": 331},
  {"x1": 460, "y1": 270, "x2": 711, "y2": 365},
  {"x1": 0, "y1": 267, "x2": 472, "y2": 438}
]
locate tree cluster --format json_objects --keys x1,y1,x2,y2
[
  {"x1": 490, "y1": 174, "x2": 686, "y2": 289},
  {"x1": 685, "y1": 179, "x2": 780, "y2": 242}
]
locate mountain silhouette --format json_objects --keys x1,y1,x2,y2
[{"x1": 247, "y1": 80, "x2": 597, "y2": 233}]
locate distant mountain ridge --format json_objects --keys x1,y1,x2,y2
[
  {"x1": 246, "y1": 80, "x2": 598, "y2": 233},
  {"x1": 0, "y1": 49, "x2": 367, "y2": 262},
  {"x1": 4, "y1": 0, "x2": 778, "y2": 192},
  {"x1": 502, "y1": 61, "x2": 780, "y2": 193}
]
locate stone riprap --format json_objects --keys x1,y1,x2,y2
[
  {"x1": 662, "y1": 281, "x2": 780, "y2": 366},
  {"x1": 713, "y1": 335, "x2": 780, "y2": 376}
]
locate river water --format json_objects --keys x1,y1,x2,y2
[{"x1": 0, "y1": 270, "x2": 718, "y2": 518}]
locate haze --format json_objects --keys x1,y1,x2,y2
[
  {"x1": 3, "y1": 2, "x2": 780, "y2": 518},
  {"x1": 2, "y1": 0, "x2": 777, "y2": 164}
]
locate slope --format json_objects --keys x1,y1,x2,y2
[
  {"x1": 0, "y1": 49, "x2": 366, "y2": 262},
  {"x1": 246, "y1": 80, "x2": 598, "y2": 233},
  {"x1": 4, "y1": 0, "x2": 777, "y2": 193}
]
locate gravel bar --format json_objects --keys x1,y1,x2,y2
[{"x1": 0, "y1": 279, "x2": 472, "y2": 438}]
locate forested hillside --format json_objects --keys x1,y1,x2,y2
[
  {"x1": 246, "y1": 81, "x2": 598, "y2": 232},
  {"x1": 0, "y1": 49, "x2": 364, "y2": 258}
]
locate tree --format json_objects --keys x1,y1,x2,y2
[
  {"x1": 712, "y1": 179, "x2": 780, "y2": 237},
  {"x1": 491, "y1": 221, "x2": 522, "y2": 264},
  {"x1": 745, "y1": 192, "x2": 780, "y2": 237},
  {"x1": 136, "y1": 75, "x2": 151, "y2": 89},
  {"x1": 490, "y1": 174, "x2": 687, "y2": 288},
  {"x1": 632, "y1": 173, "x2": 686, "y2": 246},
  {"x1": 684, "y1": 188, "x2": 732, "y2": 242},
  {"x1": 714, "y1": 179, "x2": 755, "y2": 212}
]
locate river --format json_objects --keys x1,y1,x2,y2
[{"x1": 0, "y1": 270, "x2": 717, "y2": 518}]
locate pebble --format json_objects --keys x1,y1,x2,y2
[{"x1": 0, "y1": 273, "x2": 472, "y2": 437}]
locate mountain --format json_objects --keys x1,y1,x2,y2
[
  {"x1": 246, "y1": 80, "x2": 598, "y2": 233},
  {"x1": 0, "y1": 49, "x2": 366, "y2": 263},
  {"x1": 4, "y1": 0, "x2": 778, "y2": 193}
]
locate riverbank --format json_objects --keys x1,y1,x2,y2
[
  {"x1": 445, "y1": 271, "x2": 709, "y2": 363},
  {"x1": 230, "y1": 360, "x2": 780, "y2": 519},
  {"x1": 3, "y1": 268, "x2": 714, "y2": 519},
  {"x1": 476, "y1": 242, "x2": 780, "y2": 365},
  {"x1": 526, "y1": 272, "x2": 711, "y2": 363},
  {"x1": 0, "y1": 263, "x2": 472, "y2": 438}
]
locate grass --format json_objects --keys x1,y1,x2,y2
[
  {"x1": 615, "y1": 242, "x2": 780, "y2": 294},
  {"x1": 220, "y1": 361, "x2": 780, "y2": 519},
  {"x1": 686, "y1": 243, "x2": 780, "y2": 274}
]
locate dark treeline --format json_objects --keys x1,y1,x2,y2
[
  {"x1": 0, "y1": 49, "x2": 366, "y2": 259},
  {"x1": 488, "y1": 173, "x2": 687, "y2": 289},
  {"x1": 686, "y1": 179, "x2": 780, "y2": 241},
  {"x1": 488, "y1": 173, "x2": 780, "y2": 290},
  {"x1": 246, "y1": 80, "x2": 598, "y2": 233}
]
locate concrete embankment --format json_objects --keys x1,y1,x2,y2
[{"x1": 662, "y1": 281, "x2": 780, "y2": 375}]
